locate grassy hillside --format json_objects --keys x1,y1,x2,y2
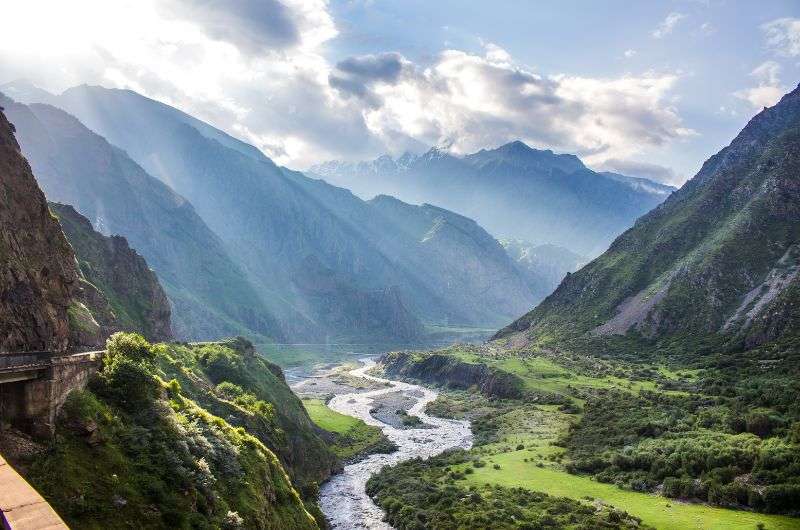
[{"x1": 15, "y1": 334, "x2": 337, "y2": 529}]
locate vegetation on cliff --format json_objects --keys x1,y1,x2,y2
[{"x1": 18, "y1": 334, "x2": 335, "y2": 529}]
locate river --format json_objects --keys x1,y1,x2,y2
[{"x1": 318, "y1": 358, "x2": 473, "y2": 529}]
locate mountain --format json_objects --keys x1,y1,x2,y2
[
  {"x1": 50, "y1": 202, "x2": 172, "y2": 342},
  {"x1": 366, "y1": 195, "x2": 535, "y2": 324},
  {"x1": 311, "y1": 141, "x2": 676, "y2": 256},
  {"x1": 1, "y1": 95, "x2": 283, "y2": 342},
  {"x1": 494, "y1": 85, "x2": 800, "y2": 355},
  {"x1": 500, "y1": 240, "x2": 585, "y2": 303},
  {"x1": 17, "y1": 84, "x2": 536, "y2": 336},
  {"x1": 0, "y1": 105, "x2": 99, "y2": 352}
]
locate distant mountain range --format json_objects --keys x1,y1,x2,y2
[
  {"x1": 311, "y1": 141, "x2": 676, "y2": 256},
  {"x1": 2, "y1": 81, "x2": 555, "y2": 342},
  {"x1": 495, "y1": 84, "x2": 800, "y2": 356}
]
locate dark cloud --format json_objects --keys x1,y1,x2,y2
[
  {"x1": 336, "y1": 52, "x2": 404, "y2": 82},
  {"x1": 162, "y1": 0, "x2": 300, "y2": 53},
  {"x1": 329, "y1": 52, "x2": 405, "y2": 104}
]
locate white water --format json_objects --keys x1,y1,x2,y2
[{"x1": 318, "y1": 359, "x2": 473, "y2": 529}]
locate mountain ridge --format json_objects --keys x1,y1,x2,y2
[{"x1": 310, "y1": 141, "x2": 676, "y2": 256}]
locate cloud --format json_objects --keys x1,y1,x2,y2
[
  {"x1": 339, "y1": 49, "x2": 693, "y2": 169},
  {"x1": 762, "y1": 18, "x2": 800, "y2": 57},
  {"x1": 160, "y1": 0, "x2": 301, "y2": 53},
  {"x1": 699, "y1": 22, "x2": 715, "y2": 35},
  {"x1": 652, "y1": 12, "x2": 687, "y2": 39},
  {"x1": 624, "y1": 49, "x2": 637, "y2": 58},
  {"x1": 596, "y1": 158, "x2": 680, "y2": 186},
  {"x1": 0, "y1": 1, "x2": 693, "y2": 174},
  {"x1": 0, "y1": 0, "x2": 371, "y2": 166},
  {"x1": 160, "y1": 0, "x2": 337, "y2": 55},
  {"x1": 329, "y1": 52, "x2": 407, "y2": 106},
  {"x1": 483, "y1": 42, "x2": 513, "y2": 64},
  {"x1": 734, "y1": 61, "x2": 785, "y2": 109}
]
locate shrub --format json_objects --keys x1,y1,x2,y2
[
  {"x1": 105, "y1": 332, "x2": 154, "y2": 367},
  {"x1": 95, "y1": 356, "x2": 160, "y2": 411}
]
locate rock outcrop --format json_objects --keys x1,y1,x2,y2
[
  {"x1": 0, "y1": 106, "x2": 98, "y2": 352},
  {"x1": 51, "y1": 203, "x2": 172, "y2": 341},
  {"x1": 381, "y1": 351, "x2": 526, "y2": 399}
]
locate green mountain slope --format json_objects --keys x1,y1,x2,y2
[{"x1": 494, "y1": 84, "x2": 800, "y2": 357}]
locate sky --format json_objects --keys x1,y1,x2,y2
[{"x1": 1, "y1": 0, "x2": 799, "y2": 185}]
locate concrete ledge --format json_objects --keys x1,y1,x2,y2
[{"x1": 0, "y1": 455, "x2": 68, "y2": 530}]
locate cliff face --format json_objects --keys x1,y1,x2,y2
[
  {"x1": 380, "y1": 351, "x2": 526, "y2": 400},
  {"x1": 51, "y1": 203, "x2": 172, "y2": 342},
  {"x1": 0, "y1": 107, "x2": 98, "y2": 352}
]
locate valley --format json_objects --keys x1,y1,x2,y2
[{"x1": 2, "y1": 6, "x2": 800, "y2": 528}]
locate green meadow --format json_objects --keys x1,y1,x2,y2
[{"x1": 302, "y1": 398, "x2": 395, "y2": 461}]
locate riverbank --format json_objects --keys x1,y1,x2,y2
[{"x1": 295, "y1": 359, "x2": 472, "y2": 529}]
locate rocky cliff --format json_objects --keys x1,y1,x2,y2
[
  {"x1": 50, "y1": 203, "x2": 172, "y2": 341},
  {"x1": 381, "y1": 350, "x2": 526, "y2": 400},
  {"x1": 0, "y1": 106, "x2": 98, "y2": 352}
]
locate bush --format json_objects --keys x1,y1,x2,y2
[
  {"x1": 95, "y1": 356, "x2": 160, "y2": 411},
  {"x1": 762, "y1": 484, "x2": 800, "y2": 514},
  {"x1": 105, "y1": 332, "x2": 154, "y2": 367}
]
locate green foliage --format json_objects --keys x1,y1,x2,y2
[
  {"x1": 105, "y1": 332, "x2": 155, "y2": 366},
  {"x1": 92, "y1": 333, "x2": 159, "y2": 411},
  {"x1": 154, "y1": 338, "x2": 337, "y2": 496},
  {"x1": 17, "y1": 333, "x2": 329, "y2": 529},
  {"x1": 564, "y1": 389, "x2": 800, "y2": 515},
  {"x1": 366, "y1": 450, "x2": 649, "y2": 530}
]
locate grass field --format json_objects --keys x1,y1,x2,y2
[
  {"x1": 460, "y1": 450, "x2": 800, "y2": 530},
  {"x1": 302, "y1": 398, "x2": 394, "y2": 461}
]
